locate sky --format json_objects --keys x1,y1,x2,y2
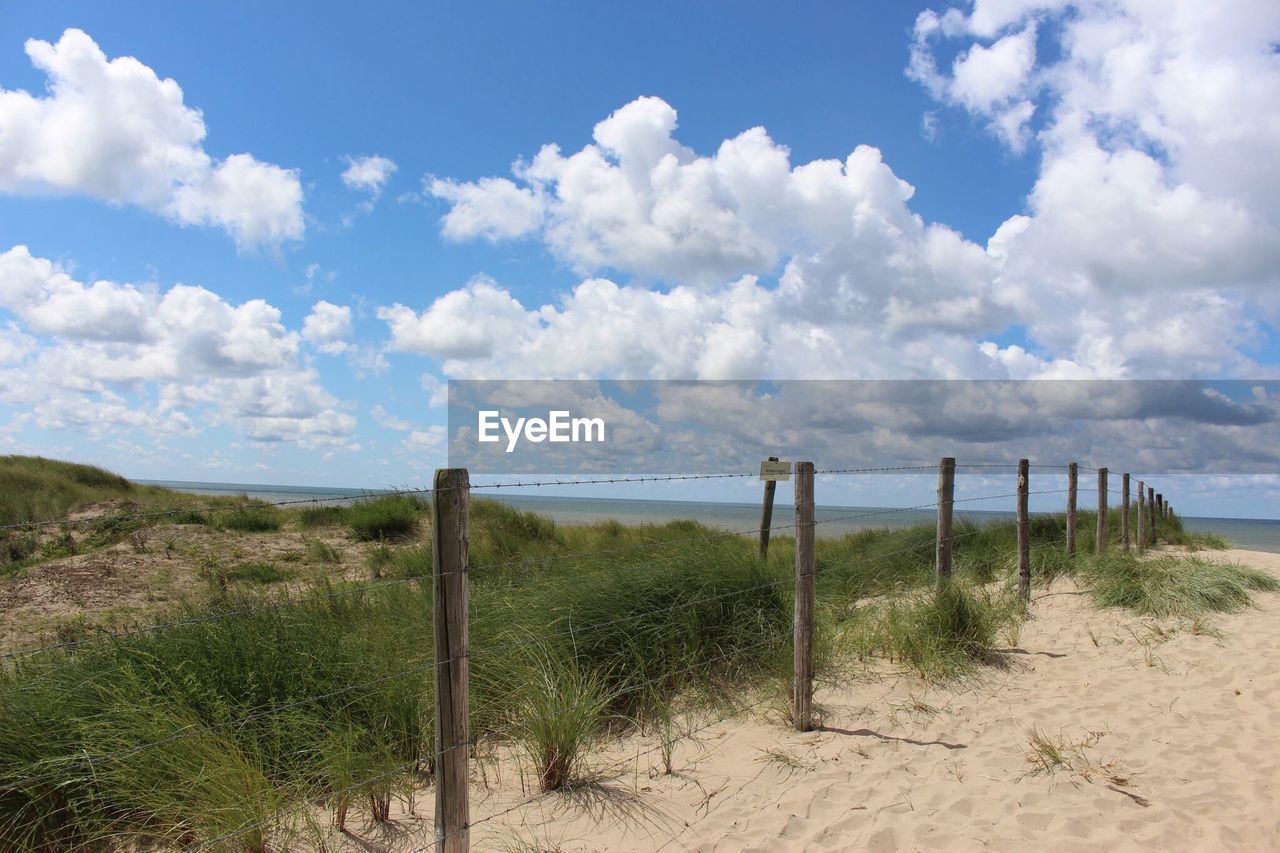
[{"x1": 1, "y1": 1, "x2": 1279, "y2": 516}]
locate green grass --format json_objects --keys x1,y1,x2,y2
[
  {"x1": 305, "y1": 540, "x2": 342, "y2": 565},
  {"x1": 503, "y1": 640, "x2": 617, "y2": 791},
  {"x1": 840, "y1": 581, "x2": 1021, "y2": 680},
  {"x1": 296, "y1": 505, "x2": 349, "y2": 528},
  {"x1": 221, "y1": 562, "x2": 297, "y2": 585},
  {"x1": 347, "y1": 494, "x2": 423, "y2": 541},
  {"x1": 169, "y1": 509, "x2": 210, "y2": 525},
  {"x1": 1078, "y1": 553, "x2": 1279, "y2": 619},
  {"x1": 0, "y1": 456, "x2": 135, "y2": 527},
  {"x1": 216, "y1": 504, "x2": 282, "y2": 533}
]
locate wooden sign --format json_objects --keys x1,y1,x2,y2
[{"x1": 759, "y1": 459, "x2": 793, "y2": 481}]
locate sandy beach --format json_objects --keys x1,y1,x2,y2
[{"x1": 335, "y1": 547, "x2": 1280, "y2": 852}]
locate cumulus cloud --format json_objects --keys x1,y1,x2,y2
[
  {"x1": 0, "y1": 29, "x2": 304, "y2": 247},
  {"x1": 0, "y1": 245, "x2": 356, "y2": 448},
  {"x1": 401, "y1": 2, "x2": 1280, "y2": 383},
  {"x1": 911, "y1": 0, "x2": 1280, "y2": 377},
  {"x1": 429, "y1": 176, "x2": 544, "y2": 242},
  {"x1": 302, "y1": 300, "x2": 353, "y2": 354},
  {"x1": 404, "y1": 97, "x2": 1009, "y2": 378},
  {"x1": 341, "y1": 155, "x2": 397, "y2": 195}
]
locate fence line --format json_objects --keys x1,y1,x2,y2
[
  {"x1": 0, "y1": 461, "x2": 1107, "y2": 535},
  {"x1": 0, "y1": 484, "x2": 1064, "y2": 665}
]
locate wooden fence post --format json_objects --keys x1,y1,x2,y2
[
  {"x1": 1157, "y1": 493, "x2": 1165, "y2": 519},
  {"x1": 758, "y1": 456, "x2": 779, "y2": 560},
  {"x1": 1096, "y1": 468, "x2": 1108, "y2": 555},
  {"x1": 1017, "y1": 459, "x2": 1030, "y2": 602},
  {"x1": 433, "y1": 468, "x2": 470, "y2": 853},
  {"x1": 1141, "y1": 479, "x2": 1152, "y2": 550},
  {"x1": 1148, "y1": 485, "x2": 1157, "y2": 545},
  {"x1": 1066, "y1": 462, "x2": 1078, "y2": 557},
  {"x1": 1121, "y1": 473, "x2": 1131, "y2": 553},
  {"x1": 793, "y1": 461, "x2": 815, "y2": 732},
  {"x1": 936, "y1": 457, "x2": 955, "y2": 583}
]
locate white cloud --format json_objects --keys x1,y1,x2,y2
[
  {"x1": 371, "y1": 404, "x2": 410, "y2": 431},
  {"x1": 404, "y1": 426, "x2": 446, "y2": 451},
  {"x1": 379, "y1": 276, "x2": 540, "y2": 360},
  {"x1": 0, "y1": 29, "x2": 303, "y2": 247},
  {"x1": 403, "y1": 30, "x2": 1280, "y2": 383},
  {"x1": 394, "y1": 97, "x2": 1012, "y2": 378},
  {"x1": 950, "y1": 25, "x2": 1037, "y2": 112},
  {"x1": 341, "y1": 155, "x2": 397, "y2": 222},
  {"x1": 909, "y1": 17, "x2": 1039, "y2": 149},
  {"x1": 420, "y1": 373, "x2": 448, "y2": 408},
  {"x1": 302, "y1": 300, "x2": 353, "y2": 354},
  {"x1": 341, "y1": 155, "x2": 397, "y2": 195},
  {"x1": 0, "y1": 245, "x2": 356, "y2": 447},
  {"x1": 429, "y1": 176, "x2": 544, "y2": 242},
  {"x1": 910, "y1": 0, "x2": 1280, "y2": 376},
  {"x1": 0, "y1": 323, "x2": 33, "y2": 364}
]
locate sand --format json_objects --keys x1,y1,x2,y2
[{"x1": 326, "y1": 547, "x2": 1280, "y2": 852}]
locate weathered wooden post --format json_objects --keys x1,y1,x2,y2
[
  {"x1": 1121, "y1": 473, "x2": 1131, "y2": 553},
  {"x1": 1066, "y1": 462, "x2": 1078, "y2": 557},
  {"x1": 1096, "y1": 468, "x2": 1108, "y2": 555},
  {"x1": 1157, "y1": 493, "x2": 1165, "y2": 519},
  {"x1": 936, "y1": 457, "x2": 955, "y2": 583},
  {"x1": 793, "y1": 461, "x2": 815, "y2": 732},
  {"x1": 1148, "y1": 485, "x2": 1157, "y2": 545},
  {"x1": 1017, "y1": 459, "x2": 1030, "y2": 601},
  {"x1": 1136, "y1": 479, "x2": 1146, "y2": 554},
  {"x1": 758, "y1": 456, "x2": 779, "y2": 559},
  {"x1": 433, "y1": 468, "x2": 470, "y2": 852}
]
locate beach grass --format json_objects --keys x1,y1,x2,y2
[
  {"x1": 346, "y1": 494, "x2": 424, "y2": 541},
  {"x1": 1078, "y1": 553, "x2": 1279, "y2": 618}
]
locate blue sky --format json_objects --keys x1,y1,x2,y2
[{"x1": 1, "y1": 1, "x2": 1278, "y2": 516}]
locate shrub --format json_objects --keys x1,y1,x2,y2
[
  {"x1": 218, "y1": 505, "x2": 281, "y2": 533},
  {"x1": 169, "y1": 509, "x2": 209, "y2": 526},
  {"x1": 348, "y1": 495, "x2": 422, "y2": 541},
  {"x1": 298, "y1": 505, "x2": 349, "y2": 528}
]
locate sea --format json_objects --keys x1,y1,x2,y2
[{"x1": 138, "y1": 479, "x2": 1280, "y2": 554}]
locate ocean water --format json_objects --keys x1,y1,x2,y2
[{"x1": 139, "y1": 479, "x2": 1280, "y2": 554}]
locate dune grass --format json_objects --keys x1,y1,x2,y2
[
  {"x1": 0, "y1": 514, "x2": 794, "y2": 849},
  {"x1": 346, "y1": 494, "x2": 424, "y2": 541},
  {"x1": 297, "y1": 505, "x2": 349, "y2": 528},
  {"x1": 0, "y1": 456, "x2": 136, "y2": 527},
  {"x1": 221, "y1": 562, "x2": 297, "y2": 585},
  {"x1": 840, "y1": 581, "x2": 1022, "y2": 680},
  {"x1": 1078, "y1": 553, "x2": 1279, "y2": 618},
  {"x1": 305, "y1": 540, "x2": 342, "y2": 565},
  {"x1": 0, "y1": 457, "x2": 206, "y2": 575},
  {"x1": 216, "y1": 504, "x2": 282, "y2": 533}
]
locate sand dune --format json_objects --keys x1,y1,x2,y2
[{"x1": 335, "y1": 548, "x2": 1280, "y2": 852}]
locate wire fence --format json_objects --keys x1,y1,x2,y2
[{"x1": 0, "y1": 458, "x2": 1171, "y2": 851}]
